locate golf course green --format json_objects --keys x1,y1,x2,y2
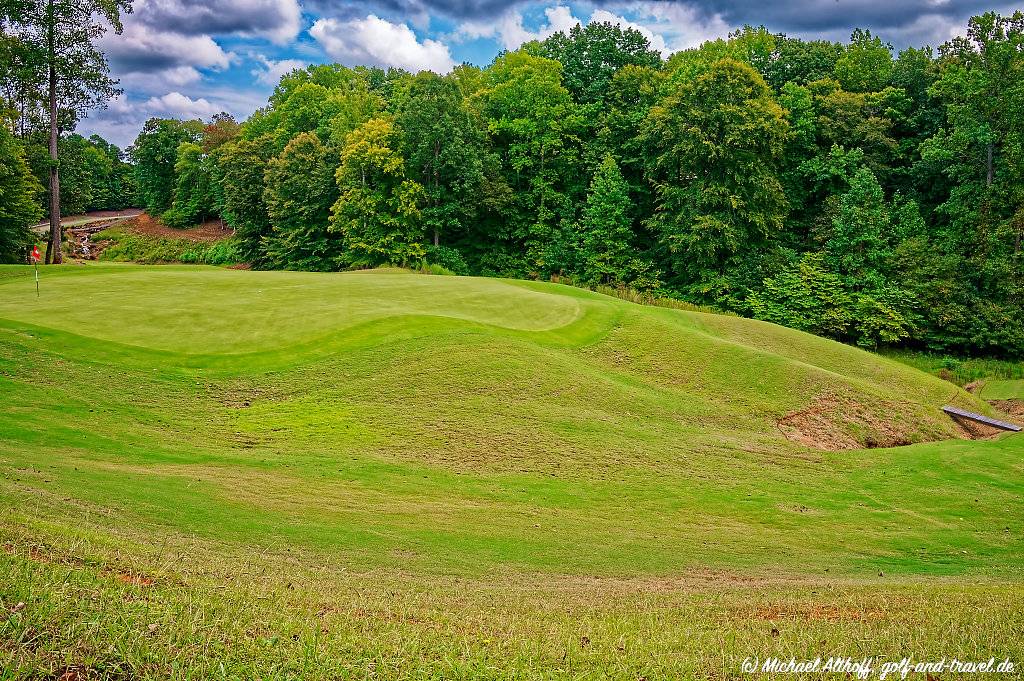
[{"x1": 1, "y1": 264, "x2": 1022, "y2": 678}]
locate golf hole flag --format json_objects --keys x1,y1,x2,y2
[{"x1": 31, "y1": 244, "x2": 40, "y2": 297}]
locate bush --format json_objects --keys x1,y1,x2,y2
[
  {"x1": 418, "y1": 262, "x2": 456, "y2": 276},
  {"x1": 96, "y1": 228, "x2": 241, "y2": 265},
  {"x1": 424, "y1": 245, "x2": 469, "y2": 276}
]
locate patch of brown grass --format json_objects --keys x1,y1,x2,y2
[
  {"x1": 777, "y1": 393, "x2": 918, "y2": 450},
  {"x1": 124, "y1": 213, "x2": 233, "y2": 242}
]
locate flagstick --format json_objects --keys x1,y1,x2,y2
[{"x1": 35, "y1": 261, "x2": 39, "y2": 297}]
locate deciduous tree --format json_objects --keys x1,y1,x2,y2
[
  {"x1": 330, "y1": 117, "x2": 425, "y2": 267},
  {"x1": 1, "y1": 0, "x2": 131, "y2": 262}
]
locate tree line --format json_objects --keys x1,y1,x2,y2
[
  {"x1": 1, "y1": 0, "x2": 132, "y2": 262},
  {"x1": 3, "y1": 11, "x2": 1023, "y2": 357}
]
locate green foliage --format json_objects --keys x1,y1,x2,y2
[
  {"x1": 20, "y1": 132, "x2": 134, "y2": 215},
  {"x1": 0, "y1": 124, "x2": 43, "y2": 262},
  {"x1": 748, "y1": 252, "x2": 854, "y2": 339},
  {"x1": 825, "y1": 166, "x2": 892, "y2": 285},
  {"x1": 218, "y1": 135, "x2": 273, "y2": 265},
  {"x1": 95, "y1": 228, "x2": 240, "y2": 265},
  {"x1": 476, "y1": 50, "x2": 584, "y2": 272},
  {"x1": 643, "y1": 58, "x2": 788, "y2": 282},
  {"x1": 886, "y1": 349, "x2": 1024, "y2": 387},
  {"x1": 424, "y1": 244, "x2": 469, "y2": 276},
  {"x1": 330, "y1": 117, "x2": 425, "y2": 267},
  {"x1": 394, "y1": 72, "x2": 485, "y2": 248},
  {"x1": 538, "y1": 21, "x2": 662, "y2": 105},
  {"x1": 262, "y1": 132, "x2": 340, "y2": 271},
  {"x1": 132, "y1": 118, "x2": 204, "y2": 215},
  {"x1": 834, "y1": 29, "x2": 894, "y2": 92},
  {"x1": 577, "y1": 154, "x2": 637, "y2": 286},
  {"x1": 748, "y1": 252, "x2": 914, "y2": 348},
  {"x1": 164, "y1": 142, "x2": 218, "y2": 228},
  {"x1": 761, "y1": 34, "x2": 844, "y2": 90}
]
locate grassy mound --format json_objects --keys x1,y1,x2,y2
[{"x1": 0, "y1": 265, "x2": 1021, "y2": 678}]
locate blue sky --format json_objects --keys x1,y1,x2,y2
[{"x1": 80, "y1": 0, "x2": 1018, "y2": 149}]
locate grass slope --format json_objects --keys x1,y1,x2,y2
[{"x1": 1, "y1": 264, "x2": 1022, "y2": 678}]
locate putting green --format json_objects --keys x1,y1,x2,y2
[{"x1": 0, "y1": 266, "x2": 584, "y2": 353}]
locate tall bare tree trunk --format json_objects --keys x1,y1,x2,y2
[{"x1": 46, "y1": 0, "x2": 62, "y2": 264}]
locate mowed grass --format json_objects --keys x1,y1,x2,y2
[
  {"x1": 983, "y1": 380, "x2": 1024, "y2": 400},
  {"x1": 0, "y1": 264, "x2": 1022, "y2": 679}
]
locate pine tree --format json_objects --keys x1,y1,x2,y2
[{"x1": 579, "y1": 154, "x2": 633, "y2": 286}]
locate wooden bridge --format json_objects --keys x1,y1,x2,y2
[{"x1": 942, "y1": 405, "x2": 1022, "y2": 432}]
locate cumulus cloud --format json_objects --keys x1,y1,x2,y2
[
  {"x1": 455, "y1": 3, "x2": 728, "y2": 55},
  {"x1": 251, "y1": 55, "x2": 307, "y2": 86},
  {"x1": 102, "y1": 21, "x2": 232, "y2": 91},
  {"x1": 77, "y1": 92, "x2": 228, "y2": 148},
  {"x1": 144, "y1": 92, "x2": 227, "y2": 119},
  {"x1": 342, "y1": 0, "x2": 1009, "y2": 48},
  {"x1": 309, "y1": 15, "x2": 457, "y2": 73},
  {"x1": 131, "y1": 0, "x2": 302, "y2": 44},
  {"x1": 619, "y1": 2, "x2": 730, "y2": 51},
  {"x1": 458, "y1": 5, "x2": 577, "y2": 50}
]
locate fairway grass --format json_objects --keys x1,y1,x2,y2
[{"x1": 1, "y1": 264, "x2": 1022, "y2": 678}]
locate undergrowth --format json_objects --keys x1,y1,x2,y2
[
  {"x1": 95, "y1": 229, "x2": 240, "y2": 266},
  {"x1": 884, "y1": 350, "x2": 1024, "y2": 386}
]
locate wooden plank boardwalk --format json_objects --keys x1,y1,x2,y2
[{"x1": 942, "y1": 405, "x2": 1022, "y2": 432}]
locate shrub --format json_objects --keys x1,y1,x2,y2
[
  {"x1": 424, "y1": 245, "x2": 469, "y2": 276},
  {"x1": 96, "y1": 228, "x2": 241, "y2": 265}
]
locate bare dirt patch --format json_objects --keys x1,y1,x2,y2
[
  {"x1": 949, "y1": 416, "x2": 1010, "y2": 439},
  {"x1": 70, "y1": 212, "x2": 235, "y2": 260},
  {"x1": 110, "y1": 571, "x2": 156, "y2": 587},
  {"x1": 777, "y1": 393, "x2": 919, "y2": 451},
  {"x1": 990, "y1": 399, "x2": 1024, "y2": 420},
  {"x1": 964, "y1": 380, "x2": 985, "y2": 394},
  {"x1": 123, "y1": 213, "x2": 233, "y2": 242}
]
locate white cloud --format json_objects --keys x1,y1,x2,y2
[
  {"x1": 459, "y1": 5, "x2": 580, "y2": 51},
  {"x1": 77, "y1": 92, "x2": 225, "y2": 148},
  {"x1": 102, "y1": 21, "x2": 233, "y2": 91},
  {"x1": 251, "y1": 55, "x2": 307, "y2": 86},
  {"x1": 456, "y1": 3, "x2": 729, "y2": 57},
  {"x1": 144, "y1": 91, "x2": 225, "y2": 119},
  {"x1": 626, "y1": 2, "x2": 732, "y2": 51},
  {"x1": 310, "y1": 15, "x2": 456, "y2": 73}
]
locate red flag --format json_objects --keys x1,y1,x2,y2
[{"x1": 31, "y1": 245, "x2": 40, "y2": 262}]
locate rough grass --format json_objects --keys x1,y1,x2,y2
[
  {"x1": 0, "y1": 264, "x2": 1022, "y2": 678},
  {"x1": 94, "y1": 227, "x2": 241, "y2": 265},
  {"x1": 884, "y1": 350, "x2": 1024, "y2": 387}
]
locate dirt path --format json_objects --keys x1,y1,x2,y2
[{"x1": 32, "y1": 209, "x2": 143, "y2": 235}]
